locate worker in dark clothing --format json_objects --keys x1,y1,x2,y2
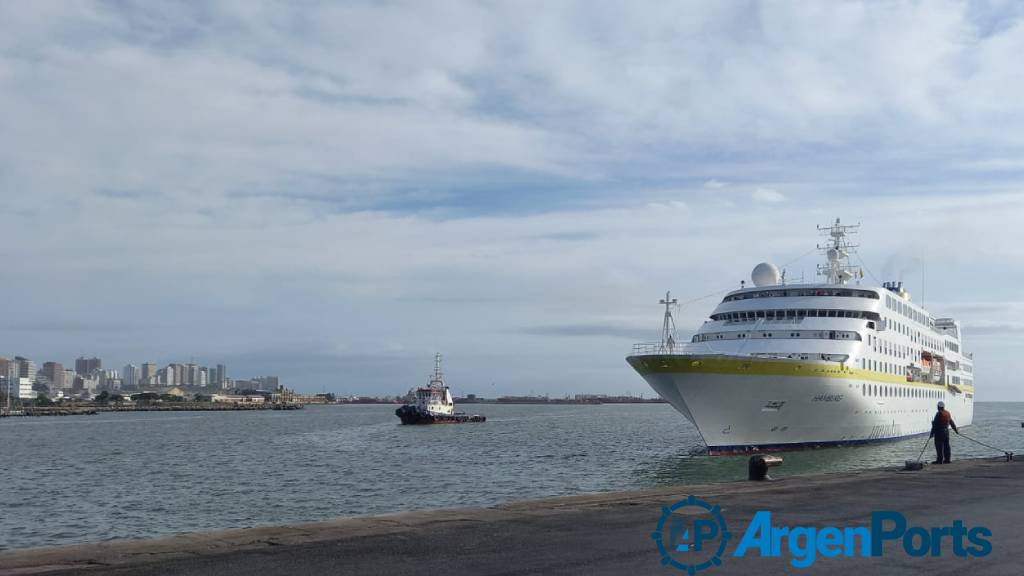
[{"x1": 929, "y1": 400, "x2": 959, "y2": 464}]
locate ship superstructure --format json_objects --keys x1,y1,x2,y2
[{"x1": 627, "y1": 219, "x2": 974, "y2": 454}]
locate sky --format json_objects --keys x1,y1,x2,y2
[{"x1": 2, "y1": 1, "x2": 1024, "y2": 400}]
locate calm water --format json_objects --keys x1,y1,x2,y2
[{"x1": 1, "y1": 402, "x2": 1021, "y2": 551}]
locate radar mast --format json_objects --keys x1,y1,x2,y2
[
  {"x1": 816, "y1": 218, "x2": 863, "y2": 285},
  {"x1": 660, "y1": 291, "x2": 678, "y2": 353}
]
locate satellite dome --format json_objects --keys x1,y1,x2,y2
[{"x1": 751, "y1": 262, "x2": 781, "y2": 287}]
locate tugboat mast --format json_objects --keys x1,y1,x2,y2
[{"x1": 431, "y1": 353, "x2": 444, "y2": 386}]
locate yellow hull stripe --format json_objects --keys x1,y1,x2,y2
[{"x1": 627, "y1": 355, "x2": 974, "y2": 394}]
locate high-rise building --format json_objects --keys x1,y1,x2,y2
[
  {"x1": 123, "y1": 364, "x2": 140, "y2": 388},
  {"x1": 99, "y1": 369, "x2": 119, "y2": 390},
  {"x1": 186, "y1": 363, "x2": 199, "y2": 387},
  {"x1": 124, "y1": 362, "x2": 141, "y2": 385},
  {"x1": 15, "y1": 377, "x2": 35, "y2": 400},
  {"x1": 15, "y1": 357, "x2": 36, "y2": 382},
  {"x1": 0, "y1": 357, "x2": 15, "y2": 382},
  {"x1": 253, "y1": 376, "x2": 280, "y2": 390},
  {"x1": 0, "y1": 375, "x2": 9, "y2": 413},
  {"x1": 215, "y1": 364, "x2": 226, "y2": 387},
  {"x1": 141, "y1": 362, "x2": 157, "y2": 385},
  {"x1": 101, "y1": 372, "x2": 122, "y2": 391},
  {"x1": 41, "y1": 362, "x2": 65, "y2": 391},
  {"x1": 79, "y1": 375, "x2": 99, "y2": 393},
  {"x1": 75, "y1": 356, "x2": 102, "y2": 376},
  {"x1": 171, "y1": 364, "x2": 185, "y2": 386}
]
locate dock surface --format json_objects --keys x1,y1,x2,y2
[{"x1": 1, "y1": 457, "x2": 1021, "y2": 575}]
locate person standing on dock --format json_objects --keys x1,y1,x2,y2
[{"x1": 929, "y1": 401, "x2": 959, "y2": 464}]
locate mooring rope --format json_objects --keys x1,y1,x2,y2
[
  {"x1": 957, "y1": 432, "x2": 1014, "y2": 458},
  {"x1": 915, "y1": 437, "x2": 930, "y2": 462}
]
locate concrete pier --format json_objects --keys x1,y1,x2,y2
[{"x1": 1, "y1": 457, "x2": 1021, "y2": 575}]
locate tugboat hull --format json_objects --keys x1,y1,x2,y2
[{"x1": 395, "y1": 405, "x2": 485, "y2": 425}]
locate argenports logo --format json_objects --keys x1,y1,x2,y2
[
  {"x1": 653, "y1": 498, "x2": 992, "y2": 571},
  {"x1": 651, "y1": 496, "x2": 731, "y2": 574}
]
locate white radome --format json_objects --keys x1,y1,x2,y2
[{"x1": 751, "y1": 262, "x2": 780, "y2": 286}]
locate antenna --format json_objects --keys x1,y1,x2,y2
[
  {"x1": 921, "y1": 255, "x2": 925, "y2": 306},
  {"x1": 816, "y1": 218, "x2": 862, "y2": 285},
  {"x1": 431, "y1": 353, "x2": 444, "y2": 385},
  {"x1": 660, "y1": 291, "x2": 679, "y2": 354}
]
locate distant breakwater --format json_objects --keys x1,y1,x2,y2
[{"x1": 0, "y1": 403, "x2": 303, "y2": 417}]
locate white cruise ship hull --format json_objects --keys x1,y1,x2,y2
[{"x1": 628, "y1": 354, "x2": 974, "y2": 454}]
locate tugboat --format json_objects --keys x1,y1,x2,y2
[{"x1": 395, "y1": 354, "x2": 486, "y2": 425}]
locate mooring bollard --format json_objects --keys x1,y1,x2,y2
[{"x1": 748, "y1": 454, "x2": 783, "y2": 481}]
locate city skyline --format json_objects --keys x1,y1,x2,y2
[
  {"x1": 0, "y1": 353, "x2": 289, "y2": 400},
  {"x1": 2, "y1": 3, "x2": 1024, "y2": 400}
]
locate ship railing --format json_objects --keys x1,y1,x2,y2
[
  {"x1": 630, "y1": 342, "x2": 714, "y2": 356},
  {"x1": 630, "y1": 342, "x2": 851, "y2": 364},
  {"x1": 631, "y1": 342, "x2": 676, "y2": 356}
]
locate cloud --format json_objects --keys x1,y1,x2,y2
[
  {"x1": 2, "y1": 2, "x2": 1024, "y2": 400},
  {"x1": 519, "y1": 323, "x2": 660, "y2": 341},
  {"x1": 646, "y1": 200, "x2": 689, "y2": 211},
  {"x1": 1, "y1": 322, "x2": 128, "y2": 333},
  {"x1": 962, "y1": 321, "x2": 1024, "y2": 336},
  {"x1": 752, "y1": 188, "x2": 786, "y2": 203}
]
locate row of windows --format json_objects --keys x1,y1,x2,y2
[
  {"x1": 725, "y1": 289, "x2": 879, "y2": 302},
  {"x1": 865, "y1": 335, "x2": 970, "y2": 379},
  {"x1": 692, "y1": 330, "x2": 860, "y2": 342},
  {"x1": 860, "y1": 357, "x2": 971, "y2": 388},
  {"x1": 883, "y1": 315, "x2": 948, "y2": 353},
  {"x1": 881, "y1": 296, "x2": 967, "y2": 358},
  {"x1": 866, "y1": 333, "x2": 917, "y2": 363},
  {"x1": 884, "y1": 292, "x2": 931, "y2": 327},
  {"x1": 713, "y1": 309, "x2": 879, "y2": 322},
  {"x1": 860, "y1": 357, "x2": 910, "y2": 376},
  {"x1": 862, "y1": 382, "x2": 944, "y2": 400}
]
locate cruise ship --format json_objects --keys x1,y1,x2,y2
[{"x1": 626, "y1": 219, "x2": 974, "y2": 454}]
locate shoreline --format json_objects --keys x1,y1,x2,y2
[
  {"x1": 0, "y1": 403, "x2": 303, "y2": 417},
  {"x1": 1, "y1": 456, "x2": 1021, "y2": 575}
]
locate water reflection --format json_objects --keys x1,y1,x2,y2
[{"x1": 634, "y1": 402, "x2": 1023, "y2": 487}]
